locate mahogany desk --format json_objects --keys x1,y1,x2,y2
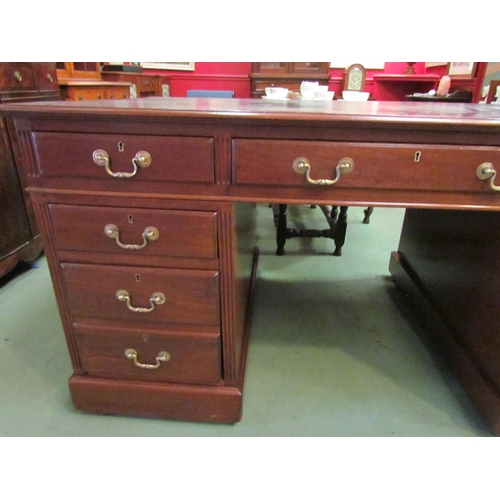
[{"x1": 2, "y1": 98, "x2": 500, "y2": 435}]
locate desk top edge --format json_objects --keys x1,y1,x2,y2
[{"x1": 2, "y1": 97, "x2": 500, "y2": 127}]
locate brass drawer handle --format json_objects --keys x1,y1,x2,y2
[
  {"x1": 477, "y1": 162, "x2": 500, "y2": 191},
  {"x1": 93, "y1": 149, "x2": 151, "y2": 178},
  {"x1": 293, "y1": 156, "x2": 354, "y2": 186},
  {"x1": 125, "y1": 348, "x2": 171, "y2": 369},
  {"x1": 116, "y1": 289, "x2": 165, "y2": 313},
  {"x1": 104, "y1": 224, "x2": 159, "y2": 249},
  {"x1": 14, "y1": 71, "x2": 22, "y2": 82},
  {"x1": 46, "y1": 73, "x2": 53, "y2": 83}
]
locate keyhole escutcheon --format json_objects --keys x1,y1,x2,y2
[{"x1": 414, "y1": 151, "x2": 422, "y2": 162}]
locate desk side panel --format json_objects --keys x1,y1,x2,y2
[{"x1": 393, "y1": 208, "x2": 500, "y2": 434}]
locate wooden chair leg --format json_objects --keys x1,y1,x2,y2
[
  {"x1": 333, "y1": 206, "x2": 348, "y2": 256},
  {"x1": 275, "y1": 203, "x2": 287, "y2": 256},
  {"x1": 319, "y1": 205, "x2": 347, "y2": 256},
  {"x1": 363, "y1": 206, "x2": 374, "y2": 224},
  {"x1": 271, "y1": 203, "x2": 348, "y2": 256}
]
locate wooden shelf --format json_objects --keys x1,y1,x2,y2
[
  {"x1": 373, "y1": 74, "x2": 441, "y2": 101},
  {"x1": 374, "y1": 74, "x2": 441, "y2": 82}
]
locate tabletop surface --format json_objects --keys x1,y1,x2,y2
[{"x1": 2, "y1": 98, "x2": 500, "y2": 128}]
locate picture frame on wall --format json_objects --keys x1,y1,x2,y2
[
  {"x1": 425, "y1": 62, "x2": 447, "y2": 68},
  {"x1": 448, "y1": 62, "x2": 477, "y2": 79},
  {"x1": 140, "y1": 63, "x2": 195, "y2": 71}
]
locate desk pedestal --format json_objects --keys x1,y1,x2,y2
[{"x1": 391, "y1": 209, "x2": 500, "y2": 435}]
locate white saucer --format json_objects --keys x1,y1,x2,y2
[{"x1": 262, "y1": 96, "x2": 290, "y2": 101}]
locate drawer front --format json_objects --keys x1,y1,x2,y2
[
  {"x1": 0, "y1": 63, "x2": 36, "y2": 91},
  {"x1": 66, "y1": 87, "x2": 106, "y2": 101},
  {"x1": 75, "y1": 324, "x2": 221, "y2": 384},
  {"x1": 233, "y1": 139, "x2": 500, "y2": 193},
  {"x1": 49, "y1": 204, "x2": 218, "y2": 260},
  {"x1": 34, "y1": 63, "x2": 59, "y2": 91},
  {"x1": 253, "y1": 80, "x2": 302, "y2": 93},
  {"x1": 136, "y1": 77, "x2": 156, "y2": 93},
  {"x1": 105, "y1": 87, "x2": 130, "y2": 100},
  {"x1": 62, "y1": 263, "x2": 220, "y2": 327},
  {"x1": 32, "y1": 132, "x2": 215, "y2": 183}
]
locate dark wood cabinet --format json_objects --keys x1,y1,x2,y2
[
  {"x1": 0, "y1": 118, "x2": 31, "y2": 276},
  {"x1": 250, "y1": 62, "x2": 329, "y2": 98},
  {"x1": 0, "y1": 62, "x2": 61, "y2": 277}
]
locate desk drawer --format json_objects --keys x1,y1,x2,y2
[
  {"x1": 64, "y1": 87, "x2": 107, "y2": 101},
  {"x1": 75, "y1": 324, "x2": 221, "y2": 385},
  {"x1": 233, "y1": 139, "x2": 500, "y2": 193},
  {"x1": 49, "y1": 204, "x2": 218, "y2": 260},
  {"x1": 32, "y1": 132, "x2": 214, "y2": 183},
  {"x1": 62, "y1": 263, "x2": 220, "y2": 327}
]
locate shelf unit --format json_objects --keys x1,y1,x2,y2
[{"x1": 373, "y1": 74, "x2": 441, "y2": 101}]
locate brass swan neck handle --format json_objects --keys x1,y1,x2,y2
[{"x1": 293, "y1": 156, "x2": 354, "y2": 186}]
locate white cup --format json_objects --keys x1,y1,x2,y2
[
  {"x1": 265, "y1": 87, "x2": 289, "y2": 99},
  {"x1": 300, "y1": 81, "x2": 319, "y2": 99}
]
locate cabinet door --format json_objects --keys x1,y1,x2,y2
[
  {"x1": 252, "y1": 62, "x2": 328, "y2": 76},
  {"x1": 71, "y1": 62, "x2": 101, "y2": 79},
  {"x1": 252, "y1": 62, "x2": 287, "y2": 74},
  {"x1": 290, "y1": 62, "x2": 329, "y2": 75},
  {"x1": 57, "y1": 62, "x2": 101, "y2": 80},
  {"x1": 34, "y1": 63, "x2": 59, "y2": 92},
  {"x1": 0, "y1": 63, "x2": 36, "y2": 92},
  {"x1": 55, "y1": 62, "x2": 72, "y2": 80}
]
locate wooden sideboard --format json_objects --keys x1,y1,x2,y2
[
  {"x1": 3, "y1": 98, "x2": 500, "y2": 434},
  {"x1": 0, "y1": 62, "x2": 60, "y2": 277},
  {"x1": 101, "y1": 71, "x2": 164, "y2": 98},
  {"x1": 250, "y1": 62, "x2": 329, "y2": 98},
  {"x1": 56, "y1": 62, "x2": 131, "y2": 102}
]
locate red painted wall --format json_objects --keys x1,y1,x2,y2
[
  {"x1": 143, "y1": 62, "x2": 252, "y2": 97},
  {"x1": 142, "y1": 62, "x2": 481, "y2": 101}
]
